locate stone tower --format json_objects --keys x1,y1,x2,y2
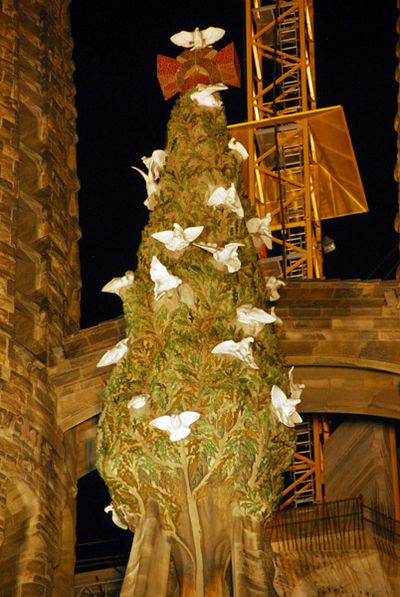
[{"x1": 0, "y1": 0, "x2": 80, "y2": 593}]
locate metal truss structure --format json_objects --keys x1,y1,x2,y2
[
  {"x1": 229, "y1": 0, "x2": 367, "y2": 280},
  {"x1": 228, "y1": 0, "x2": 368, "y2": 511}
]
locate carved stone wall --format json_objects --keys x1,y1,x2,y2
[
  {"x1": 0, "y1": 0, "x2": 80, "y2": 594},
  {"x1": 268, "y1": 499, "x2": 399, "y2": 596},
  {"x1": 325, "y1": 421, "x2": 395, "y2": 514}
]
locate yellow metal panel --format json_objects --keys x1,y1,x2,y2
[
  {"x1": 229, "y1": 105, "x2": 368, "y2": 220},
  {"x1": 308, "y1": 107, "x2": 368, "y2": 219}
]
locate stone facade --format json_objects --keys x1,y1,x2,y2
[
  {"x1": 325, "y1": 421, "x2": 394, "y2": 511},
  {"x1": 49, "y1": 279, "x2": 399, "y2": 593},
  {"x1": 0, "y1": 0, "x2": 80, "y2": 594},
  {"x1": 267, "y1": 498, "x2": 399, "y2": 596},
  {"x1": 50, "y1": 279, "x2": 400, "y2": 476},
  {"x1": 0, "y1": 0, "x2": 398, "y2": 594}
]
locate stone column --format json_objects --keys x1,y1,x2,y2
[{"x1": 0, "y1": 1, "x2": 81, "y2": 594}]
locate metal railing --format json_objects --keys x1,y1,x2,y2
[
  {"x1": 280, "y1": 415, "x2": 326, "y2": 510},
  {"x1": 267, "y1": 496, "x2": 400, "y2": 551},
  {"x1": 75, "y1": 537, "x2": 131, "y2": 573},
  {"x1": 74, "y1": 577, "x2": 123, "y2": 597}
]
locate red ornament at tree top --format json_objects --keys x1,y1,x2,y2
[{"x1": 157, "y1": 26, "x2": 241, "y2": 100}]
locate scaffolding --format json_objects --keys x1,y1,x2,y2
[
  {"x1": 246, "y1": 0, "x2": 318, "y2": 278},
  {"x1": 280, "y1": 416, "x2": 327, "y2": 509},
  {"x1": 74, "y1": 564, "x2": 125, "y2": 596},
  {"x1": 226, "y1": 0, "x2": 369, "y2": 510},
  {"x1": 229, "y1": 0, "x2": 368, "y2": 280}
]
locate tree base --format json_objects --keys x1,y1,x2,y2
[{"x1": 120, "y1": 499, "x2": 277, "y2": 597}]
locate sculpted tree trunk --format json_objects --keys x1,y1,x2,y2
[{"x1": 96, "y1": 83, "x2": 296, "y2": 595}]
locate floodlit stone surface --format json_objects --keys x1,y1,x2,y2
[
  {"x1": 1, "y1": 0, "x2": 399, "y2": 592},
  {"x1": 0, "y1": 1, "x2": 80, "y2": 594}
]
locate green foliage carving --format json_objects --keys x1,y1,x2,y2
[{"x1": 96, "y1": 89, "x2": 295, "y2": 533}]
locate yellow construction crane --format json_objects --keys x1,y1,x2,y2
[
  {"x1": 229, "y1": 0, "x2": 368, "y2": 279},
  {"x1": 228, "y1": 0, "x2": 369, "y2": 509}
]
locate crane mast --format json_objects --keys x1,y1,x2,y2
[
  {"x1": 230, "y1": 0, "x2": 367, "y2": 280},
  {"x1": 229, "y1": 0, "x2": 369, "y2": 509},
  {"x1": 248, "y1": 0, "x2": 319, "y2": 278}
]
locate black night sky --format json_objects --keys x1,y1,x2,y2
[{"x1": 69, "y1": 0, "x2": 399, "y2": 562}]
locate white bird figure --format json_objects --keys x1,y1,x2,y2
[
  {"x1": 127, "y1": 394, "x2": 149, "y2": 410},
  {"x1": 228, "y1": 137, "x2": 249, "y2": 161},
  {"x1": 265, "y1": 276, "x2": 286, "y2": 301},
  {"x1": 152, "y1": 223, "x2": 204, "y2": 252},
  {"x1": 236, "y1": 304, "x2": 276, "y2": 335},
  {"x1": 170, "y1": 26, "x2": 225, "y2": 50},
  {"x1": 131, "y1": 166, "x2": 159, "y2": 210},
  {"x1": 104, "y1": 504, "x2": 128, "y2": 530},
  {"x1": 271, "y1": 385, "x2": 303, "y2": 427},
  {"x1": 246, "y1": 214, "x2": 273, "y2": 250},
  {"x1": 141, "y1": 149, "x2": 166, "y2": 181},
  {"x1": 150, "y1": 412, "x2": 200, "y2": 442},
  {"x1": 101, "y1": 271, "x2": 134, "y2": 296},
  {"x1": 211, "y1": 337, "x2": 259, "y2": 370},
  {"x1": 195, "y1": 242, "x2": 244, "y2": 273},
  {"x1": 288, "y1": 367, "x2": 305, "y2": 402},
  {"x1": 269, "y1": 306, "x2": 283, "y2": 325},
  {"x1": 191, "y1": 83, "x2": 228, "y2": 108},
  {"x1": 150, "y1": 256, "x2": 182, "y2": 301},
  {"x1": 96, "y1": 338, "x2": 129, "y2": 368},
  {"x1": 207, "y1": 183, "x2": 244, "y2": 218}
]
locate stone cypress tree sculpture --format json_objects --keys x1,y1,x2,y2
[{"x1": 96, "y1": 29, "x2": 300, "y2": 597}]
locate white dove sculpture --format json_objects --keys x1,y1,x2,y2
[
  {"x1": 150, "y1": 256, "x2": 182, "y2": 301},
  {"x1": 207, "y1": 183, "x2": 244, "y2": 217},
  {"x1": 288, "y1": 367, "x2": 305, "y2": 402},
  {"x1": 150, "y1": 412, "x2": 200, "y2": 442},
  {"x1": 228, "y1": 137, "x2": 249, "y2": 161},
  {"x1": 191, "y1": 83, "x2": 228, "y2": 108},
  {"x1": 195, "y1": 242, "x2": 244, "y2": 273},
  {"x1": 246, "y1": 214, "x2": 273, "y2": 250},
  {"x1": 104, "y1": 504, "x2": 128, "y2": 530},
  {"x1": 152, "y1": 223, "x2": 204, "y2": 252},
  {"x1": 271, "y1": 385, "x2": 303, "y2": 427},
  {"x1": 141, "y1": 149, "x2": 166, "y2": 181},
  {"x1": 131, "y1": 166, "x2": 159, "y2": 210},
  {"x1": 96, "y1": 338, "x2": 129, "y2": 368},
  {"x1": 211, "y1": 337, "x2": 259, "y2": 370},
  {"x1": 127, "y1": 394, "x2": 149, "y2": 410},
  {"x1": 269, "y1": 306, "x2": 283, "y2": 325},
  {"x1": 170, "y1": 26, "x2": 225, "y2": 50},
  {"x1": 236, "y1": 304, "x2": 276, "y2": 335},
  {"x1": 265, "y1": 276, "x2": 286, "y2": 301},
  {"x1": 101, "y1": 271, "x2": 134, "y2": 296}
]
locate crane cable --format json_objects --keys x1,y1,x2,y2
[
  {"x1": 366, "y1": 242, "x2": 399, "y2": 280},
  {"x1": 272, "y1": 0, "x2": 287, "y2": 278}
]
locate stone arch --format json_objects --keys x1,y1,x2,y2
[
  {"x1": 292, "y1": 363, "x2": 400, "y2": 420},
  {"x1": 0, "y1": 480, "x2": 40, "y2": 593},
  {"x1": 15, "y1": 243, "x2": 39, "y2": 296},
  {"x1": 53, "y1": 504, "x2": 76, "y2": 594},
  {"x1": 19, "y1": 102, "x2": 42, "y2": 152},
  {"x1": 14, "y1": 252, "x2": 44, "y2": 355},
  {"x1": 19, "y1": 143, "x2": 42, "y2": 196},
  {"x1": 14, "y1": 137, "x2": 43, "y2": 353}
]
